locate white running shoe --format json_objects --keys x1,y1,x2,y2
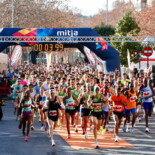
[
  {"x1": 145, "y1": 128, "x2": 150, "y2": 133},
  {"x1": 130, "y1": 128, "x2": 134, "y2": 134},
  {"x1": 85, "y1": 132, "x2": 88, "y2": 139},
  {"x1": 41, "y1": 126, "x2": 45, "y2": 130},
  {"x1": 115, "y1": 136, "x2": 119, "y2": 142},
  {"x1": 51, "y1": 139, "x2": 56, "y2": 146}
]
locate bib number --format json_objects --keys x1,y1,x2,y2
[
  {"x1": 49, "y1": 110, "x2": 57, "y2": 116},
  {"x1": 130, "y1": 96, "x2": 137, "y2": 102}
]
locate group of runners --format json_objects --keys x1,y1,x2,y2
[{"x1": 9, "y1": 63, "x2": 155, "y2": 148}]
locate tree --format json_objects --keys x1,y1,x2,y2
[
  {"x1": 0, "y1": 0, "x2": 78, "y2": 28},
  {"x1": 135, "y1": 2, "x2": 155, "y2": 36},
  {"x1": 111, "y1": 12, "x2": 142, "y2": 66},
  {"x1": 94, "y1": 23, "x2": 115, "y2": 36},
  {"x1": 116, "y1": 12, "x2": 140, "y2": 36}
]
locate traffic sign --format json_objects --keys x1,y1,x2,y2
[{"x1": 142, "y1": 47, "x2": 153, "y2": 57}]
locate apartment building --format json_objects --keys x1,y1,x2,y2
[{"x1": 133, "y1": 0, "x2": 154, "y2": 11}]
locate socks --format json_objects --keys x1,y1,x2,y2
[{"x1": 95, "y1": 138, "x2": 98, "y2": 146}]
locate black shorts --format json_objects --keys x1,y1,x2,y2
[
  {"x1": 113, "y1": 111, "x2": 124, "y2": 120},
  {"x1": 81, "y1": 108, "x2": 91, "y2": 117},
  {"x1": 75, "y1": 105, "x2": 80, "y2": 112},
  {"x1": 136, "y1": 102, "x2": 142, "y2": 106},
  {"x1": 17, "y1": 107, "x2": 22, "y2": 116},
  {"x1": 65, "y1": 109, "x2": 76, "y2": 116},
  {"x1": 90, "y1": 111, "x2": 102, "y2": 120},
  {"x1": 48, "y1": 115, "x2": 58, "y2": 122}
]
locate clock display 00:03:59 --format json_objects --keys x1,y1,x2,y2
[{"x1": 31, "y1": 44, "x2": 64, "y2": 52}]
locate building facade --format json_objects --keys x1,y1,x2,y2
[{"x1": 133, "y1": 0, "x2": 154, "y2": 11}]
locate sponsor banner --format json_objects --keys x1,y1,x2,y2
[
  {"x1": 83, "y1": 47, "x2": 95, "y2": 66},
  {"x1": 10, "y1": 45, "x2": 22, "y2": 67}
]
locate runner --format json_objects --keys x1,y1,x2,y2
[
  {"x1": 123, "y1": 84, "x2": 137, "y2": 134},
  {"x1": 43, "y1": 88, "x2": 61, "y2": 146},
  {"x1": 63, "y1": 88, "x2": 78, "y2": 139},
  {"x1": 80, "y1": 85, "x2": 91, "y2": 139},
  {"x1": 90, "y1": 87, "x2": 105, "y2": 148},
  {"x1": 20, "y1": 91, "x2": 33, "y2": 141},
  {"x1": 109, "y1": 87, "x2": 127, "y2": 142},
  {"x1": 140, "y1": 77, "x2": 154, "y2": 132}
]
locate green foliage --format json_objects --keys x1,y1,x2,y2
[
  {"x1": 94, "y1": 23, "x2": 115, "y2": 36},
  {"x1": 111, "y1": 12, "x2": 142, "y2": 66},
  {"x1": 116, "y1": 12, "x2": 140, "y2": 36}
]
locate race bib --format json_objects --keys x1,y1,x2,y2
[
  {"x1": 114, "y1": 105, "x2": 124, "y2": 112},
  {"x1": 49, "y1": 110, "x2": 57, "y2": 116},
  {"x1": 143, "y1": 92, "x2": 150, "y2": 97},
  {"x1": 130, "y1": 96, "x2": 137, "y2": 102},
  {"x1": 66, "y1": 102, "x2": 75, "y2": 109},
  {"x1": 92, "y1": 103, "x2": 101, "y2": 110}
]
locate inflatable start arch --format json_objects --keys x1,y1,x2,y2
[{"x1": 0, "y1": 28, "x2": 120, "y2": 72}]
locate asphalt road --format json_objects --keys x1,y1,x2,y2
[{"x1": 0, "y1": 99, "x2": 155, "y2": 155}]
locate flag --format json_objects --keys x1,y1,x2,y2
[
  {"x1": 83, "y1": 47, "x2": 95, "y2": 66},
  {"x1": 10, "y1": 45, "x2": 22, "y2": 68},
  {"x1": 127, "y1": 49, "x2": 131, "y2": 69},
  {"x1": 91, "y1": 52, "x2": 104, "y2": 71}
]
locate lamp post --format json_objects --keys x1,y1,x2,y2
[
  {"x1": 106, "y1": 0, "x2": 108, "y2": 25},
  {"x1": 11, "y1": 0, "x2": 14, "y2": 27}
]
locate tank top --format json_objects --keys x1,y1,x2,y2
[
  {"x1": 65, "y1": 95, "x2": 75, "y2": 110},
  {"x1": 22, "y1": 98, "x2": 32, "y2": 112},
  {"x1": 102, "y1": 93, "x2": 110, "y2": 112},
  {"x1": 73, "y1": 91, "x2": 80, "y2": 99},
  {"x1": 126, "y1": 91, "x2": 137, "y2": 109},
  {"x1": 141, "y1": 84, "x2": 153, "y2": 102},
  {"x1": 92, "y1": 94, "x2": 102, "y2": 112},
  {"x1": 48, "y1": 96, "x2": 60, "y2": 117},
  {"x1": 81, "y1": 93, "x2": 89, "y2": 108}
]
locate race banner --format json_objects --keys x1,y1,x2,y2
[
  {"x1": 91, "y1": 52, "x2": 104, "y2": 71},
  {"x1": 10, "y1": 45, "x2": 22, "y2": 67},
  {"x1": 83, "y1": 46, "x2": 95, "y2": 66}
]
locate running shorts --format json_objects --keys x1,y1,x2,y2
[
  {"x1": 90, "y1": 111, "x2": 102, "y2": 120},
  {"x1": 143, "y1": 102, "x2": 153, "y2": 111},
  {"x1": 125, "y1": 108, "x2": 137, "y2": 115},
  {"x1": 81, "y1": 108, "x2": 91, "y2": 117},
  {"x1": 65, "y1": 109, "x2": 76, "y2": 116},
  {"x1": 113, "y1": 111, "x2": 124, "y2": 120}
]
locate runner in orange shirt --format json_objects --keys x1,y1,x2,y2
[
  {"x1": 123, "y1": 84, "x2": 137, "y2": 134},
  {"x1": 109, "y1": 87, "x2": 127, "y2": 142}
]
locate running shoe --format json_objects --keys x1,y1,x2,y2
[
  {"x1": 95, "y1": 140, "x2": 99, "y2": 149},
  {"x1": 24, "y1": 136, "x2": 28, "y2": 142},
  {"x1": 102, "y1": 129, "x2": 106, "y2": 134},
  {"x1": 41, "y1": 126, "x2": 45, "y2": 130},
  {"x1": 145, "y1": 128, "x2": 150, "y2": 133},
  {"x1": 31, "y1": 125, "x2": 34, "y2": 131},
  {"x1": 115, "y1": 136, "x2": 119, "y2": 142},
  {"x1": 130, "y1": 128, "x2": 134, "y2": 134},
  {"x1": 122, "y1": 126, "x2": 126, "y2": 132},
  {"x1": 67, "y1": 134, "x2": 71, "y2": 139},
  {"x1": 95, "y1": 145, "x2": 99, "y2": 149},
  {"x1": 34, "y1": 113, "x2": 37, "y2": 118},
  {"x1": 51, "y1": 139, "x2": 56, "y2": 147},
  {"x1": 106, "y1": 126, "x2": 109, "y2": 131},
  {"x1": 18, "y1": 123, "x2": 22, "y2": 129},
  {"x1": 90, "y1": 127, "x2": 93, "y2": 132},
  {"x1": 85, "y1": 132, "x2": 88, "y2": 139},
  {"x1": 100, "y1": 126, "x2": 103, "y2": 133}
]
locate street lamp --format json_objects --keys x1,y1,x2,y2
[
  {"x1": 11, "y1": 0, "x2": 14, "y2": 27},
  {"x1": 106, "y1": 0, "x2": 108, "y2": 25}
]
